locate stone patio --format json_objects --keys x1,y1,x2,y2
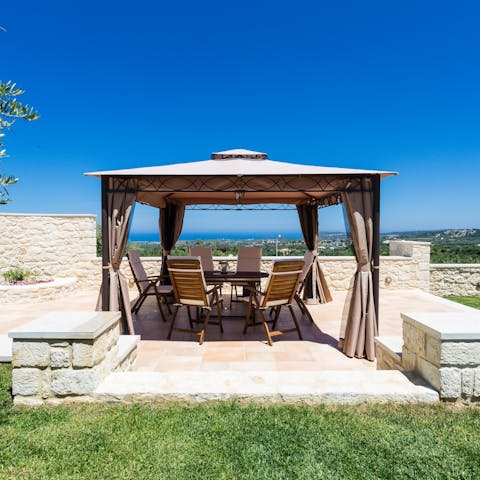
[{"x1": 0, "y1": 287, "x2": 471, "y2": 374}]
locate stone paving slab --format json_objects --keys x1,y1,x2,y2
[
  {"x1": 9, "y1": 311, "x2": 120, "y2": 340},
  {"x1": 375, "y1": 336, "x2": 403, "y2": 354},
  {"x1": 401, "y1": 311, "x2": 480, "y2": 340},
  {"x1": 95, "y1": 370, "x2": 439, "y2": 404},
  {"x1": 117, "y1": 335, "x2": 140, "y2": 365}
]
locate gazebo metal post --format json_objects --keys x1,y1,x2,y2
[
  {"x1": 372, "y1": 174, "x2": 381, "y2": 330},
  {"x1": 101, "y1": 176, "x2": 110, "y2": 311}
]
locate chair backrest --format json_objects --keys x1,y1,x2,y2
[
  {"x1": 189, "y1": 247, "x2": 215, "y2": 272},
  {"x1": 167, "y1": 256, "x2": 209, "y2": 307},
  {"x1": 261, "y1": 260, "x2": 304, "y2": 308},
  {"x1": 127, "y1": 250, "x2": 149, "y2": 293},
  {"x1": 236, "y1": 246, "x2": 262, "y2": 272},
  {"x1": 299, "y1": 250, "x2": 316, "y2": 286}
]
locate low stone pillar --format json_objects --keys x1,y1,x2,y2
[
  {"x1": 402, "y1": 311, "x2": 480, "y2": 402},
  {"x1": 9, "y1": 311, "x2": 121, "y2": 405},
  {"x1": 389, "y1": 240, "x2": 431, "y2": 291}
]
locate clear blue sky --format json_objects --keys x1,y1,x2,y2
[{"x1": 1, "y1": 0, "x2": 479, "y2": 238}]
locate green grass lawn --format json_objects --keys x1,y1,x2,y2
[
  {"x1": 445, "y1": 295, "x2": 480, "y2": 310},
  {"x1": 1, "y1": 364, "x2": 480, "y2": 479}
]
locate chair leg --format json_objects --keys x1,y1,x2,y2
[
  {"x1": 215, "y1": 296, "x2": 223, "y2": 333},
  {"x1": 252, "y1": 306, "x2": 257, "y2": 324},
  {"x1": 199, "y1": 309, "x2": 212, "y2": 345},
  {"x1": 133, "y1": 294, "x2": 147, "y2": 314},
  {"x1": 272, "y1": 306, "x2": 281, "y2": 330},
  {"x1": 257, "y1": 308, "x2": 273, "y2": 346},
  {"x1": 288, "y1": 305, "x2": 303, "y2": 340},
  {"x1": 165, "y1": 296, "x2": 172, "y2": 314},
  {"x1": 155, "y1": 292, "x2": 167, "y2": 323},
  {"x1": 229, "y1": 285, "x2": 235, "y2": 309},
  {"x1": 295, "y1": 294, "x2": 314, "y2": 323},
  {"x1": 167, "y1": 305, "x2": 180, "y2": 340},
  {"x1": 243, "y1": 291, "x2": 253, "y2": 334},
  {"x1": 131, "y1": 295, "x2": 142, "y2": 314},
  {"x1": 187, "y1": 306, "x2": 194, "y2": 328}
]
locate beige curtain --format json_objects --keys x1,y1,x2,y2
[
  {"x1": 340, "y1": 178, "x2": 377, "y2": 360},
  {"x1": 97, "y1": 189, "x2": 136, "y2": 335},
  {"x1": 159, "y1": 202, "x2": 185, "y2": 280},
  {"x1": 296, "y1": 204, "x2": 332, "y2": 304}
]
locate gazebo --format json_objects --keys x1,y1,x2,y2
[{"x1": 85, "y1": 149, "x2": 396, "y2": 360}]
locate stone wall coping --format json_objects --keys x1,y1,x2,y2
[
  {"x1": 0, "y1": 277, "x2": 76, "y2": 292},
  {"x1": 0, "y1": 212, "x2": 97, "y2": 218},
  {"x1": 401, "y1": 311, "x2": 480, "y2": 341},
  {"x1": 374, "y1": 336, "x2": 403, "y2": 354},
  {"x1": 8, "y1": 311, "x2": 120, "y2": 340},
  {"x1": 389, "y1": 240, "x2": 432, "y2": 246},
  {"x1": 0, "y1": 213, "x2": 96, "y2": 218},
  {"x1": 430, "y1": 263, "x2": 480, "y2": 269}
]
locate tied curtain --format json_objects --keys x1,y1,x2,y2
[
  {"x1": 296, "y1": 204, "x2": 332, "y2": 304},
  {"x1": 159, "y1": 202, "x2": 185, "y2": 280},
  {"x1": 97, "y1": 188, "x2": 136, "y2": 335},
  {"x1": 340, "y1": 178, "x2": 377, "y2": 360}
]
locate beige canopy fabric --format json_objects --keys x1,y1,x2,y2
[
  {"x1": 85, "y1": 153, "x2": 396, "y2": 210},
  {"x1": 340, "y1": 178, "x2": 377, "y2": 360},
  {"x1": 86, "y1": 157, "x2": 396, "y2": 178},
  {"x1": 96, "y1": 189, "x2": 136, "y2": 335},
  {"x1": 159, "y1": 202, "x2": 185, "y2": 280}
]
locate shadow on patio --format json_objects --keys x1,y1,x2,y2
[{"x1": 132, "y1": 292, "x2": 368, "y2": 372}]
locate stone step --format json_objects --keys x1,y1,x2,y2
[
  {"x1": 95, "y1": 369, "x2": 438, "y2": 404},
  {"x1": 115, "y1": 335, "x2": 140, "y2": 371},
  {"x1": 375, "y1": 336, "x2": 403, "y2": 370},
  {"x1": 0, "y1": 334, "x2": 12, "y2": 362}
]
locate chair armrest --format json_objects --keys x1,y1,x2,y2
[
  {"x1": 136, "y1": 278, "x2": 157, "y2": 285},
  {"x1": 206, "y1": 285, "x2": 222, "y2": 295},
  {"x1": 243, "y1": 285, "x2": 265, "y2": 296}
]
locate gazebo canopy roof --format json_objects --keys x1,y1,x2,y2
[
  {"x1": 85, "y1": 149, "x2": 396, "y2": 179},
  {"x1": 85, "y1": 149, "x2": 397, "y2": 208}
]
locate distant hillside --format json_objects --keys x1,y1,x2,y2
[{"x1": 384, "y1": 229, "x2": 480, "y2": 245}]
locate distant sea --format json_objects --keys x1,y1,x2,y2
[{"x1": 129, "y1": 232, "x2": 342, "y2": 242}]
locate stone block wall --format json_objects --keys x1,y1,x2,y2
[
  {"x1": 430, "y1": 264, "x2": 480, "y2": 296},
  {"x1": 401, "y1": 312, "x2": 480, "y2": 402},
  {"x1": 0, "y1": 213, "x2": 97, "y2": 286},
  {"x1": 10, "y1": 312, "x2": 126, "y2": 405},
  {"x1": 11, "y1": 213, "x2": 480, "y2": 298},
  {"x1": 1, "y1": 214, "x2": 440, "y2": 297},
  {"x1": 120, "y1": 241, "x2": 432, "y2": 293}
]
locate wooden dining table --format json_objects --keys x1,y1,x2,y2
[
  {"x1": 203, "y1": 271, "x2": 269, "y2": 318},
  {"x1": 203, "y1": 271, "x2": 269, "y2": 284}
]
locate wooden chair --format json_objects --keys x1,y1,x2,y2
[
  {"x1": 166, "y1": 256, "x2": 223, "y2": 345},
  {"x1": 244, "y1": 260, "x2": 304, "y2": 345},
  {"x1": 127, "y1": 250, "x2": 173, "y2": 322},
  {"x1": 189, "y1": 247, "x2": 215, "y2": 272},
  {"x1": 230, "y1": 246, "x2": 263, "y2": 307},
  {"x1": 294, "y1": 251, "x2": 316, "y2": 323},
  {"x1": 268, "y1": 251, "x2": 315, "y2": 322}
]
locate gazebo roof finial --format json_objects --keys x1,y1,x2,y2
[{"x1": 211, "y1": 148, "x2": 268, "y2": 160}]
